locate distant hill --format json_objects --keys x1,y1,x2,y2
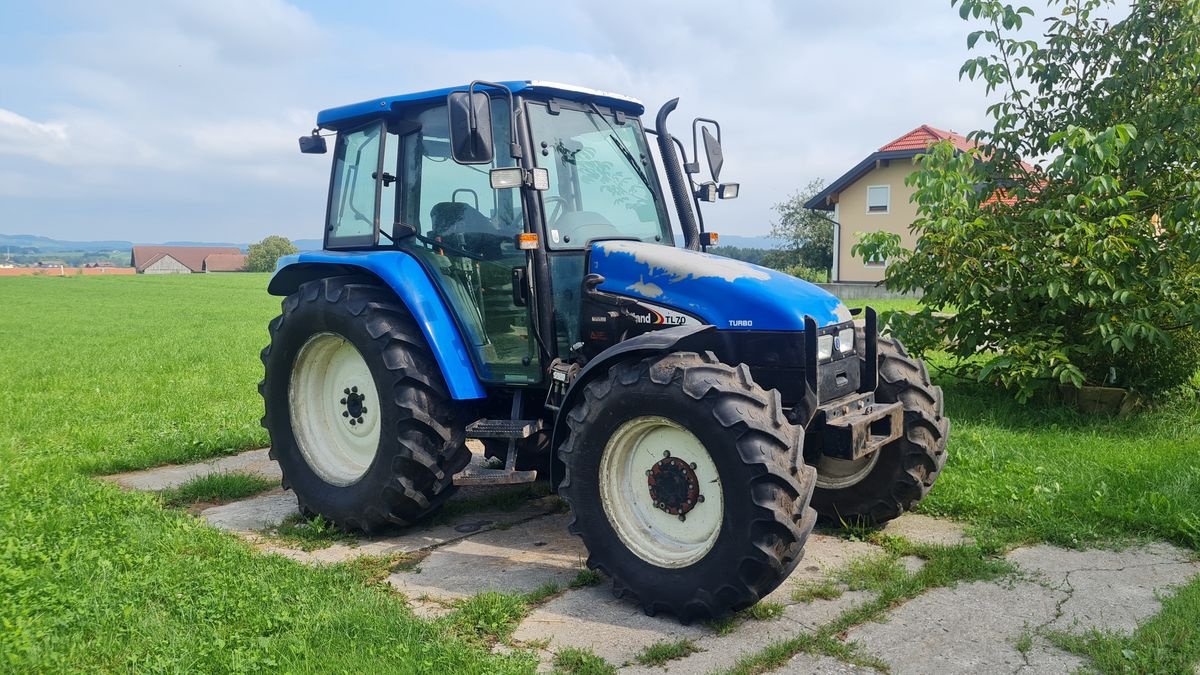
[{"x1": 0, "y1": 234, "x2": 134, "y2": 253}]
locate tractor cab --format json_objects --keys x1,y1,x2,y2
[{"x1": 286, "y1": 81, "x2": 738, "y2": 388}]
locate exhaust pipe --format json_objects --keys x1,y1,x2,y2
[{"x1": 655, "y1": 99, "x2": 701, "y2": 251}]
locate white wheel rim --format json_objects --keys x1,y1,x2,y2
[
  {"x1": 599, "y1": 416, "x2": 723, "y2": 568},
  {"x1": 815, "y1": 450, "x2": 880, "y2": 490},
  {"x1": 288, "y1": 332, "x2": 381, "y2": 486}
]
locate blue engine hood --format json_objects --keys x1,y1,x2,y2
[{"x1": 590, "y1": 241, "x2": 851, "y2": 331}]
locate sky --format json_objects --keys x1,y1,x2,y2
[{"x1": 0, "y1": 0, "x2": 1022, "y2": 244}]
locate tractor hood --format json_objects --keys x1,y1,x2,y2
[{"x1": 589, "y1": 240, "x2": 852, "y2": 331}]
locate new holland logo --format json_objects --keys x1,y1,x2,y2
[{"x1": 632, "y1": 302, "x2": 698, "y2": 327}]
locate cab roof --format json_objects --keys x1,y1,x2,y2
[{"x1": 315, "y1": 80, "x2": 645, "y2": 130}]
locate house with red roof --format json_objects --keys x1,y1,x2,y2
[{"x1": 805, "y1": 125, "x2": 977, "y2": 283}]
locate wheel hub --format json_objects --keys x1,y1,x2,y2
[
  {"x1": 340, "y1": 386, "x2": 367, "y2": 426},
  {"x1": 647, "y1": 453, "x2": 701, "y2": 517}
]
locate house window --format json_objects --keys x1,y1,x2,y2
[{"x1": 866, "y1": 185, "x2": 890, "y2": 214}]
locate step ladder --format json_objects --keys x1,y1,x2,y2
[{"x1": 453, "y1": 392, "x2": 542, "y2": 487}]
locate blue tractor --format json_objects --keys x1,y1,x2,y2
[{"x1": 261, "y1": 81, "x2": 948, "y2": 621}]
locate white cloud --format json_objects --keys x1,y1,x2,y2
[{"x1": 0, "y1": 109, "x2": 70, "y2": 163}]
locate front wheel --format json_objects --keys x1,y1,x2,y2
[
  {"x1": 559, "y1": 352, "x2": 817, "y2": 623},
  {"x1": 810, "y1": 335, "x2": 949, "y2": 525}
]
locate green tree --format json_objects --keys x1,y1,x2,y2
[
  {"x1": 854, "y1": 0, "x2": 1200, "y2": 400},
  {"x1": 769, "y1": 178, "x2": 834, "y2": 274},
  {"x1": 246, "y1": 235, "x2": 299, "y2": 273}
]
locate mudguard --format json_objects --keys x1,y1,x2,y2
[
  {"x1": 267, "y1": 250, "x2": 487, "y2": 400},
  {"x1": 550, "y1": 323, "x2": 714, "y2": 455}
]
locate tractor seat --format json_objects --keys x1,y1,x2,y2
[
  {"x1": 430, "y1": 202, "x2": 496, "y2": 236},
  {"x1": 430, "y1": 201, "x2": 505, "y2": 259}
]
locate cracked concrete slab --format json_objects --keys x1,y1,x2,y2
[
  {"x1": 1007, "y1": 542, "x2": 1200, "y2": 634},
  {"x1": 103, "y1": 448, "x2": 281, "y2": 491},
  {"x1": 845, "y1": 580, "x2": 1084, "y2": 674}
]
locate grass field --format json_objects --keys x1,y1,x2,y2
[{"x1": 1, "y1": 274, "x2": 1197, "y2": 672}]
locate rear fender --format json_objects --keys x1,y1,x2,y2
[{"x1": 268, "y1": 251, "x2": 487, "y2": 400}]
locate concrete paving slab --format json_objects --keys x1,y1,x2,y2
[
  {"x1": 845, "y1": 580, "x2": 1082, "y2": 675},
  {"x1": 201, "y1": 493, "x2": 297, "y2": 532},
  {"x1": 242, "y1": 496, "x2": 565, "y2": 565},
  {"x1": 781, "y1": 532, "x2": 885, "y2": 589},
  {"x1": 388, "y1": 513, "x2": 587, "y2": 601},
  {"x1": 621, "y1": 591, "x2": 875, "y2": 674},
  {"x1": 1007, "y1": 542, "x2": 1200, "y2": 634},
  {"x1": 881, "y1": 513, "x2": 971, "y2": 547},
  {"x1": 104, "y1": 448, "x2": 280, "y2": 491},
  {"x1": 781, "y1": 654, "x2": 883, "y2": 674},
  {"x1": 515, "y1": 584, "x2": 709, "y2": 669}
]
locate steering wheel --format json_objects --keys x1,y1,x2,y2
[{"x1": 543, "y1": 196, "x2": 569, "y2": 225}]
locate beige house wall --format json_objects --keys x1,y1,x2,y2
[{"x1": 834, "y1": 160, "x2": 920, "y2": 283}]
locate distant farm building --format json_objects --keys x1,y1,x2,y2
[{"x1": 131, "y1": 246, "x2": 247, "y2": 274}]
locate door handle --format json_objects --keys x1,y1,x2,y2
[{"x1": 511, "y1": 267, "x2": 527, "y2": 307}]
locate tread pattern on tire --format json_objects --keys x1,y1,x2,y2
[
  {"x1": 812, "y1": 334, "x2": 949, "y2": 525},
  {"x1": 259, "y1": 276, "x2": 470, "y2": 533},
  {"x1": 559, "y1": 351, "x2": 818, "y2": 622}
]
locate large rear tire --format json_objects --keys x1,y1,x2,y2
[
  {"x1": 810, "y1": 335, "x2": 949, "y2": 525},
  {"x1": 259, "y1": 276, "x2": 470, "y2": 532},
  {"x1": 559, "y1": 351, "x2": 817, "y2": 623}
]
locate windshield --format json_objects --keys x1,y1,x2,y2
[{"x1": 527, "y1": 102, "x2": 672, "y2": 249}]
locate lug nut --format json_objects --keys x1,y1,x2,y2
[
  {"x1": 344, "y1": 388, "x2": 350, "y2": 395},
  {"x1": 349, "y1": 419, "x2": 356, "y2": 426},
  {"x1": 690, "y1": 462, "x2": 697, "y2": 470},
  {"x1": 340, "y1": 398, "x2": 347, "y2": 404},
  {"x1": 351, "y1": 386, "x2": 358, "y2": 393},
  {"x1": 678, "y1": 514, "x2": 686, "y2": 522},
  {"x1": 342, "y1": 411, "x2": 349, "y2": 418},
  {"x1": 663, "y1": 450, "x2": 671, "y2": 457},
  {"x1": 697, "y1": 495, "x2": 705, "y2": 503}
]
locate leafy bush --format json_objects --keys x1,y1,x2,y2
[{"x1": 854, "y1": 0, "x2": 1200, "y2": 401}]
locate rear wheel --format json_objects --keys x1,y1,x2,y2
[
  {"x1": 260, "y1": 276, "x2": 471, "y2": 532},
  {"x1": 559, "y1": 351, "x2": 817, "y2": 622},
  {"x1": 810, "y1": 335, "x2": 949, "y2": 525}
]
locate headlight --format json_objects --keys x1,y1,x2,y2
[
  {"x1": 817, "y1": 334, "x2": 834, "y2": 360},
  {"x1": 837, "y1": 327, "x2": 855, "y2": 354}
]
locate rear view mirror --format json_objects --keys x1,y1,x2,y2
[
  {"x1": 299, "y1": 133, "x2": 327, "y2": 154},
  {"x1": 702, "y1": 126, "x2": 723, "y2": 182},
  {"x1": 448, "y1": 91, "x2": 494, "y2": 164}
]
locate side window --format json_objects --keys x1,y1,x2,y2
[
  {"x1": 866, "y1": 185, "x2": 890, "y2": 214},
  {"x1": 327, "y1": 121, "x2": 384, "y2": 248}
]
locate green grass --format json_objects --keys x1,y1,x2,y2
[
  {"x1": 1044, "y1": 576, "x2": 1200, "y2": 673},
  {"x1": 552, "y1": 647, "x2": 616, "y2": 675},
  {"x1": 791, "y1": 578, "x2": 844, "y2": 603},
  {"x1": 268, "y1": 513, "x2": 359, "y2": 551},
  {"x1": 3, "y1": 273, "x2": 1199, "y2": 672},
  {"x1": 0, "y1": 275, "x2": 533, "y2": 673},
  {"x1": 444, "y1": 591, "x2": 529, "y2": 644},
  {"x1": 635, "y1": 638, "x2": 699, "y2": 666},
  {"x1": 841, "y1": 297, "x2": 923, "y2": 313},
  {"x1": 158, "y1": 471, "x2": 276, "y2": 508},
  {"x1": 568, "y1": 568, "x2": 602, "y2": 588}
]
